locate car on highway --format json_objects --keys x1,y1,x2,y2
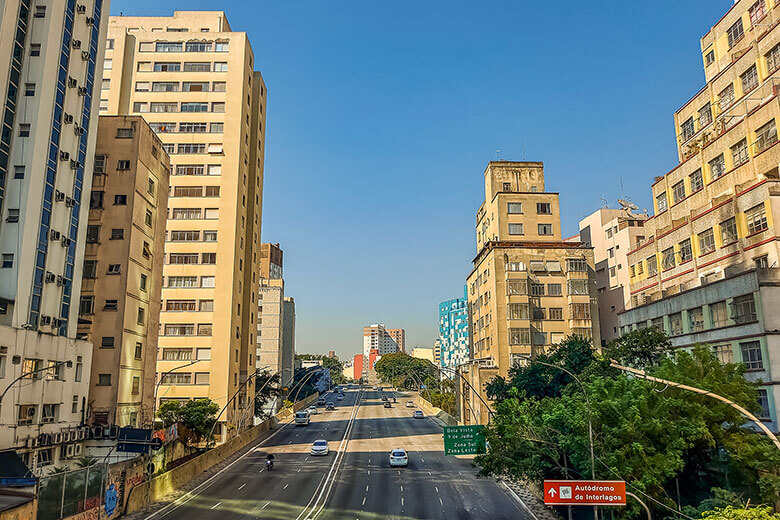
[
  {"x1": 413, "y1": 410, "x2": 424, "y2": 419},
  {"x1": 294, "y1": 411, "x2": 310, "y2": 426},
  {"x1": 380, "y1": 395, "x2": 387, "y2": 401},
  {"x1": 406, "y1": 401, "x2": 414, "y2": 408},
  {"x1": 337, "y1": 394, "x2": 343, "y2": 400},
  {"x1": 383, "y1": 401, "x2": 391, "y2": 408},
  {"x1": 310, "y1": 440, "x2": 329, "y2": 456},
  {"x1": 326, "y1": 402, "x2": 335, "y2": 410},
  {"x1": 317, "y1": 397, "x2": 326, "y2": 406},
  {"x1": 389, "y1": 449, "x2": 408, "y2": 467},
  {"x1": 307, "y1": 405, "x2": 317, "y2": 415}
]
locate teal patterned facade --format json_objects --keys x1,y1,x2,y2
[{"x1": 438, "y1": 286, "x2": 469, "y2": 375}]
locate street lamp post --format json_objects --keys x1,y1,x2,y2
[{"x1": 0, "y1": 360, "x2": 73, "y2": 404}]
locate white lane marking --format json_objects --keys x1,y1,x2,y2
[
  {"x1": 284, "y1": 483, "x2": 289, "y2": 489},
  {"x1": 362, "y1": 497, "x2": 366, "y2": 506},
  {"x1": 421, "y1": 458, "x2": 425, "y2": 463},
  {"x1": 238, "y1": 483, "x2": 246, "y2": 491},
  {"x1": 297, "y1": 468, "x2": 301, "y2": 473},
  {"x1": 258, "y1": 468, "x2": 264, "y2": 474},
  {"x1": 367, "y1": 470, "x2": 370, "y2": 475},
  {"x1": 428, "y1": 471, "x2": 432, "y2": 476},
  {"x1": 210, "y1": 502, "x2": 221, "y2": 510},
  {"x1": 368, "y1": 458, "x2": 370, "y2": 463},
  {"x1": 400, "y1": 485, "x2": 403, "y2": 493},
  {"x1": 439, "y1": 497, "x2": 444, "y2": 506},
  {"x1": 401, "y1": 497, "x2": 404, "y2": 506},
  {"x1": 365, "y1": 485, "x2": 369, "y2": 492},
  {"x1": 261, "y1": 501, "x2": 270, "y2": 510},
  {"x1": 435, "y1": 486, "x2": 439, "y2": 493}
]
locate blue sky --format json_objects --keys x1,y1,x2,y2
[{"x1": 109, "y1": 0, "x2": 732, "y2": 359}]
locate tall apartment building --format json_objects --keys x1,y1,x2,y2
[
  {"x1": 259, "y1": 242, "x2": 282, "y2": 280},
  {"x1": 387, "y1": 328, "x2": 405, "y2": 353},
  {"x1": 362, "y1": 324, "x2": 402, "y2": 357},
  {"x1": 0, "y1": 1, "x2": 108, "y2": 472},
  {"x1": 578, "y1": 206, "x2": 647, "y2": 344},
  {"x1": 102, "y1": 11, "x2": 266, "y2": 438},
  {"x1": 77, "y1": 116, "x2": 169, "y2": 428},
  {"x1": 438, "y1": 286, "x2": 469, "y2": 375},
  {"x1": 620, "y1": 0, "x2": 780, "y2": 431},
  {"x1": 281, "y1": 296, "x2": 295, "y2": 385},
  {"x1": 256, "y1": 278, "x2": 283, "y2": 405},
  {"x1": 459, "y1": 161, "x2": 600, "y2": 424}
]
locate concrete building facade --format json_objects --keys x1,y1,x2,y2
[
  {"x1": 438, "y1": 287, "x2": 469, "y2": 375},
  {"x1": 0, "y1": 0, "x2": 109, "y2": 473},
  {"x1": 387, "y1": 328, "x2": 405, "y2": 353},
  {"x1": 410, "y1": 347, "x2": 435, "y2": 363},
  {"x1": 578, "y1": 207, "x2": 647, "y2": 344},
  {"x1": 621, "y1": 0, "x2": 780, "y2": 431},
  {"x1": 101, "y1": 11, "x2": 266, "y2": 438},
  {"x1": 362, "y1": 324, "x2": 402, "y2": 357},
  {"x1": 281, "y1": 296, "x2": 295, "y2": 386},
  {"x1": 77, "y1": 116, "x2": 169, "y2": 428},
  {"x1": 460, "y1": 161, "x2": 600, "y2": 424}
]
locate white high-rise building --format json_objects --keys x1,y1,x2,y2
[
  {"x1": 0, "y1": 0, "x2": 109, "y2": 473},
  {"x1": 362, "y1": 324, "x2": 401, "y2": 357}
]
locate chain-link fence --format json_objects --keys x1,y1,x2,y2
[{"x1": 37, "y1": 465, "x2": 107, "y2": 520}]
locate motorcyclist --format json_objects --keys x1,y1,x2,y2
[{"x1": 266, "y1": 453, "x2": 275, "y2": 469}]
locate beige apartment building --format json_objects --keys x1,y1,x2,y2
[
  {"x1": 101, "y1": 11, "x2": 266, "y2": 439},
  {"x1": 387, "y1": 328, "x2": 406, "y2": 353},
  {"x1": 621, "y1": 0, "x2": 780, "y2": 430},
  {"x1": 578, "y1": 206, "x2": 647, "y2": 344},
  {"x1": 0, "y1": 1, "x2": 108, "y2": 472},
  {"x1": 460, "y1": 161, "x2": 600, "y2": 424},
  {"x1": 363, "y1": 324, "x2": 404, "y2": 357},
  {"x1": 77, "y1": 116, "x2": 169, "y2": 428}
]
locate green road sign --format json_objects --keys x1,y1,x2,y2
[{"x1": 443, "y1": 425, "x2": 486, "y2": 455}]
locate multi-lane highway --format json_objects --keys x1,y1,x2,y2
[{"x1": 144, "y1": 388, "x2": 530, "y2": 520}]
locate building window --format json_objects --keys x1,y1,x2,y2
[
  {"x1": 114, "y1": 194, "x2": 127, "y2": 205},
  {"x1": 214, "y1": 62, "x2": 228, "y2": 72},
  {"x1": 548, "y1": 308, "x2": 563, "y2": 320},
  {"x1": 183, "y1": 61, "x2": 211, "y2": 72},
  {"x1": 140, "y1": 274, "x2": 148, "y2": 291},
  {"x1": 215, "y1": 41, "x2": 229, "y2": 52},
  {"x1": 570, "y1": 303, "x2": 590, "y2": 319},
  {"x1": 709, "y1": 154, "x2": 726, "y2": 181},
  {"x1": 739, "y1": 340, "x2": 763, "y2": 370},
  {"x1": 116, "y1": 127, "x2": 134, "y2": 139},
  {"x1": 86, "y1": 225, "x2": 100, "y2": 243},
  {"x1": 746, "y1": 203, "x2": 768, "y2": 234},
  {"x1": 711, "y1": 301, "x2": 728, "y2": 327},
  {"x1": 132, "y1": 377, "x2": 141, "y2": 395},
  {"x1": 508, "y1": 223, "x2": 524, "y2": 235},
  {"x1": 680, "y1": 117, "x2": 694, "y2": 141},
  {"x1": 110, "y1": 228, "x2": 124, "y2": 240},
  {"x1": 749, "y1": 0, "x2": 766, "y2": 25},
  {"x1": 507, "y1": 303, "x2": 529, "y2": 320},
  {"x1": 766, "y1": 43, "x2": 780, "y2": 73},
  {"x1": 1, "y1": 253, "x2": 13, "y2": 269},
  {"x1": 30, "y1": 44, "x2": 41, "y2": 56},
  {"x1": 755, "y1": 255, "x2": 769, "y2": 268},
  {"x1": 656, "y1": 192, "x2": 668, "y2": 213},
  {"x1": 18, "y1": 124, "x2": 30, "y2": 137},
  {"x1": 672, "y1": 181, "x2": 685, "y2": 204},
  {"x1": 156, "y1": 42, "x2": 183, "y2": 52},
  {"x1": 754, "y1": 119, "x2": 777, "y2": 154},
  {"x1": 507, "y1": 202, "x2": 522, "y2": 214},
  {"x1": 698, "y1": 103, "x2": 712, "y2": 127},
  {"x1": 731, "y1": 138, "x2": 749, "y2": 167},
  {"x1": 689, "y1": 169, "x2": 703, "y2": 193},
  {"x1": 757, "y1": 389, "x2": 771, "y2": 419},
  {"x1": 162, "y1": 348, "x2": 192, "y2": 360},
  {"x1": 547, "y1": 283, "x2": 562, "y2": 296},
  {"x1": 107, "y1": 264, "x2": 121, "y2": 275},
  {"x1": 103, "y1": 59, "x2": 112, "y2": 70},
  {"x1": 104, "y1": 300, "x2": 118, "y2": 311},
  {"x1": 79, "y1": 296, "x2": 94, "y2": 315},
  {"x1": 646, "y1": 255, "x2": 658, "y2": 276},
  {"x1": 742, "y1": 65, "x2": 759, "y2": 94},
  {"x1": 732, "y1": 294, "x2": 757, "y2": 324},
  {"x1": 567, "y1": 279, "x2": 589, "y2": 295},
  {"x1": 719, "y1": 84, "x2": 735, "y2": 111},
  {"x1": 536, "y1": 202, "x2": 551, "y2": 214},
  {"x1": 567, "y1": 259, "x2": 588, "y2": 272},
  {"x1": 13, "y1": 165, "x2": 24, "y2": 179},
  {"x1": 509, "y1": 328, "x2": 531, "y2": 345},
  {"x1": 137, "y1": 307, "x2": 145, "y2": 325},
  {"x1": 538, "y1": 223, "x2": 553, "y2": 236},
  {"x1": 712, "y1": 344, "x2": 733, "y2": 364},
  {"x1": 117, "y1": 160, "x2": 130, "y2": 170},
  {"x1": 145, "y1": 209, "x2": 153, "y2": 226},
  {"x1": 698, "y1": 228, "x2": 715, "y2": 255},
  {"x1": 198, "y1": 323, "x2": 213, "y2": 336},
  {"x1": 181, "y1": 102, "x2": 208, "y2": 112},
  {"x1": 679, "y1": 238, "x2": 693, "y2": 263},
  {"x1": 97, "y1": 374, "x2": 111, "y2": 386},
  {"x1": 662, "y1": 247, "x2": 676, "y2": 270},
  {"x1": 213, "y1": 81, "x2": 226, "y2": 92},
  {"x1": 135, "y1": 343, "x2": 143, "y2": 360},
  {"x1": 24, "y1": 83, "x2": 35, "y2": 96},
  {"x1": 727, "y1": 18, "x2": 744, "y2": 48},
  {"x1": 689, "y1": 307, "x2": 704, "y2": 331},
  {"x1": 669, "y1": 313, "x2": 683, "y2": 335},
  {"x1": 83, "y1": 260, "x2": 97, "y2": 278},
  {"x1": 101, "y1": 336, "x2": 115, "y2": 348},
  {"x1": 154, "y1": 62, "x2": 181, "y2": 72},
  {"x1": 720, "y1": 217, "x2": 738, "y2": 244}
]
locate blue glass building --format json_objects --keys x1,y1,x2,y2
[{"x1": 438, "y1": 286, "x2": 469, "y2": 375}]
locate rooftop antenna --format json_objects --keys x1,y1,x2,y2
[
  {"x1": 600, "y1": 196, "x2": 609, "y2": 209},
  {"x1": 495, "y1": 149, "x2": 503, "y2": 160},
  {"x1": 521, "y1": 143, "x2": 527, "y2": 161}
]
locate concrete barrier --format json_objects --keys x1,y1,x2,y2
[{"x1": 414, "y1": 395, "x2": 460, "y2": 426}]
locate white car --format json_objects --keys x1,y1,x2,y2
[
  {"x1": 389, "y1": 449, "x2": 408, "y2": 467},
  {"x1": 406, "y1": 401, "x2": 414, "y2": 408},
  {"x1": 311, "y1": 439, "x2": 329, "y2": 456},
  {"x1": 337, "y1": 394, "x2": 343, "y2": 400},
  {"x1": 307, "y1": 405, "x2": 318, "y2": 415},
  {"x1": 413, "y1": 410, "x2": 424, "y2": 419}
]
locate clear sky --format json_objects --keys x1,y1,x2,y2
[{"x1": 109, "y1": 0, "x2": 732, "y2": 360}]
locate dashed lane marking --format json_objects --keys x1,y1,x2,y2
[
  {"x1": 284, "y1": 483, "x2": 289, "y2": 490},
  {"x1": 238, "y1": 483, "x2": 246, "y2": 491},
  {"x1": 362, "y1": 497, "x2": 366, "y2": 506},
  {"x1": 261, "y1": 502, "x2": 270, "y2": 510},
  {"x1": 210, "y1": 502, "x2": 221, "y2": 510}
]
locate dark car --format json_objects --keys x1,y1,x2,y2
[
  {"x1": 381, "y1": 395, "x2": 387, "y2": 401},
  {"x1": 383, "y1": 401, "x2": 392, "y2": 408},
  {"x1": 326, "y1": 402, "x2": 335, "y2": 410}
]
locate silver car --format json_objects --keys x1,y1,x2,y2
[
  {"x1": 413, "y1": 410, "x2": 424, "y2": 419},
  {"x1": 389, "y1": 449, "x2": 408, "y2": 467},
  {"x1": 307, "y1": 405, "x2": 318, "y2": 415}
]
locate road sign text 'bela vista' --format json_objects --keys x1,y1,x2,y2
[{"x1": 543, "y1": 480, "x2": 626, "y2": 506}]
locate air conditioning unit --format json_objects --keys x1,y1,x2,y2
[
  {"x1": 50, "y1": 230, "x2": 61, "y2": 241},
  {"x1": 81, "y1": 50, "x2": 89, "y2": 61},
  {"x1": 74, "y1": 126, "x2": 85, "y2": 136},
  {"x1": 85, "y1": 17, "x2": 94, "y2": 25},
  {"x1": 54, "y1": 433, "x2": 63, "y2": 444},
  {"x1": 40, "y1": 315, "x2": 51, "y2": 325},
  {"x1": 59, "y1": 151, "x2": 70, "y2": 161},
  {"x1": 67, "y1": 77, "x2": 77, "y2": 88},
  {"x1": 64, "y1": 444, "x2": 74, "y2": 459},
  {"x1": 77, "y1": 86, "x2": 87, "y2": 96},
  {"x1": 62, "y1": 431, "x2": 71, "y2": 443},
  {"x1": 55, "y1": 190, "x2": 65, "y2": 202},
  {"x1": 63, "y1": 113, "x2": 73, "y2": 124},
  {"x1": 76, "y1": 428, "x2": 86, "y2": 441},
  {"x1": 107, "y1": 425, "x2": 119, "y2": 439},
  {"x1": 74, "y1": 443, "x2": 83, "y2": 456},
  {"x1": 38, "y1": 433, "x2": 52, "y2": 446},
  {"x1": 61, "y1": 236, "x2": 72, "y2": 247},
  {"x1": 51, "y1": 318, "x2": 61, "y2": 328},
  {"x1": 26, "y1": 437, "x2": 38, "y2": 449},
  {"x1": 92, "y1": 426, "x2": 103, "y2": 439},
  {"x1": 70, "y1": 159, "x2": 79, "y2": 170},
  {"x1": 76, "y1": 4, "x2": 86, "y2": 14},
  {"x1": 56, "y1": 276, "x2": 64, "y2": 286},
  {"x1": 65, "y1": 197, "x2": 75, "y2": 208},
  {"x1": 45, "y1": 272, "x2": 56, "y2": 283},
  {"x1": 71, "y1": 40, "x2": 81, "y2": 49}
]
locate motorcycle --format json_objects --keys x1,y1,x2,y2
[{"x1": 266, "y1": 459, "x2": 274, "y2": 470}]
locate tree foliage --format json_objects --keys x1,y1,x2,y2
[
  {"x1": 700, "y1": 506, "x2": 780, "y2": 520},
  {"x1": 374, "y1": 352, "x2": 437, "y2": 389},
  {"x1": 157, "y1": 398, "x2": 219, "y2": 441},
  {"x1": 254, "y1": 370, "x2": 282, "y2": 417},
  {"x1": 475, "y1": 335, "x2": 780, "y2": 518}
]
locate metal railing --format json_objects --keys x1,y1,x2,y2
[{"x1": 37, "y1": 464, "x2": 107, "y2": 520}]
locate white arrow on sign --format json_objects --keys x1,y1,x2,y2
[{"x1": 548, "y1": 488, "x2": 557, "y2": 497}]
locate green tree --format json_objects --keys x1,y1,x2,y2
[
  {"x1": 604, "y1": 327, "x2": 675, "y2": 369},
  {"x1": 700, "y1": 505, "x2": 780, "y2": 520},
  {"x1": 254, "y1": 370, "x2": 282, "y2": 417},
  {"x1": 374, "y1": 352, "x2": 437, "y2": 389},
  {"x1": 156, "y1": 398, "x2": 219, "y2": 442},
  {"x1": 322, "y1": 356, "x2": 347, "y2": 385}
]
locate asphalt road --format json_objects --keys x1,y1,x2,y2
[{"x1": 145, "y1": 387, "x2": 530, "y2": 520}]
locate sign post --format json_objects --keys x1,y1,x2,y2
[
  {"x1": 543, "y1": 480, "x2": 626, "y2": 507},
  {"x1": 443, "y1": 425, "x2": 486, "y2": 455}
]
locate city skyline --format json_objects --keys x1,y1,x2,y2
[{"x1": 108, "y1": 0, "x2": 731, "y2": 359}]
